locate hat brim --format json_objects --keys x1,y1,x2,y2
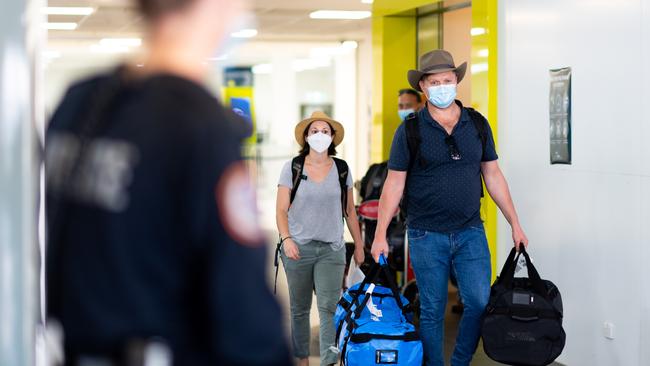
[
  {"x1": 295, "y1": 117, "x2": 345, "y2": 147},
  {"x1": 407, "y1": 62, "x2": 467, "y2": 91}
]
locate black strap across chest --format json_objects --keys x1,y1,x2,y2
[{"x1": 289, "y1": 155, "x2": 349, "y2": 218}]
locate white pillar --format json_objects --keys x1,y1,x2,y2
[
  {"x1": 333, "y1": 48, "x2": 358, "y2": 185},
  {"x1": 269, "y1": 54, "x2": 299, "y2": 154},
  {"x1": 0, "y1": 0, "x2": 38, "y2": 363}
]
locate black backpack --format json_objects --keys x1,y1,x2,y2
[
  {"x1": 289, "y1": 155, "x2": 350, "y2": 218},
  {"x1": 401, "y1": 100, "x2": 489, "y2": 215},
  {"x1": 359, "y1": 161, "x2": 389, "y2": 202},
  {"x1": 481, "y1": 246, "x2": 565, "y2": 366}
]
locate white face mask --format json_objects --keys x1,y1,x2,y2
[{"x1": 306, "y1": 132, "x2": 333, "y2": 153}]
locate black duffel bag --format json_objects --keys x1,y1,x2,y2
[{"x1": 481, "y1": 245, "x2": 565, "y2": 366}]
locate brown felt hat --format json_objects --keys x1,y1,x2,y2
[
  {"x1": 407, "y1": 49, "x2": 467, "y2": 91},
  {"x1": 294, "y1": 111, "x2": 345, "y2": 147}
]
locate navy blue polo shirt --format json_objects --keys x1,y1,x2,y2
[{"x1": 388, "y1": 102, "x2": 498, "y2": 233}]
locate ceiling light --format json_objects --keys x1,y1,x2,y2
[
  {"x1": 471, "y1": 63, "x2": 488, "y2": 74},
  {"x1": 231, "y1": 29, "x2": 258, "y2": 38},
  {"x1": 310, "y1": 10, "x2": 371, "y2": 20},
  {"x1": 361, "y1": 0, "x2": 374, "y2": 3},
  {"x1": 100, "y1": 38, "x2": 142, "y2": 47},
  {"x1": 252, "y1": 64, "x2": 273, "y2": 74},
  {"x1": 477, "y1": 49, "x2": 489, "y2": 57},
  {"x1": 341, "y1": 41, "x2": 358, "y2": 49},
  {"x1": 471, "y1": 27, "x2": 486, "y2": 36},
  {"x1": 46, "y1": 22, "x2": 78, "y2": 30},
  {"x1": 44, "y1": 7, "x2": 94, "y2": 16}
]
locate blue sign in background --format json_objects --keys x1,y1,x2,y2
[{"x1": 230, "y1": 97, "x2": 253, "y2": 137}]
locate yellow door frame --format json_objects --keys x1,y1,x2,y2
[{"x1": 372, "y1": 0, "x2": 499, "y2": 280}]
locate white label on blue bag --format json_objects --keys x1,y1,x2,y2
[{"x1": 365, "y1": 284, "x2": 383, "y2": 320}]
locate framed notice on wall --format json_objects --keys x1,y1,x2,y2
[{"x1": 549, "y1": 67, "x2": 572, "y2": 164}]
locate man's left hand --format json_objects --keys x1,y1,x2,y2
[{"x1": 512, "y1": 224, "x2": 528, "y2": 250}]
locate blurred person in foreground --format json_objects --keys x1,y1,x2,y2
[{"x1": 44, "y1": 0, "x2": 291, "y2": 364}]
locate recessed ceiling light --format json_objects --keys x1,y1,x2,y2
[
  {"x1": 477, "y1": 49, "x2": 489, "y2": 57},
  {"x1": 471, "y1": 27, "x2": 486, "y2": 36},
  {"x1": 310, "y1": 10, "x2": 371, "y2": 20},
  {"x1": 341, "y1": 41, "x2": 358, "y2": 49},
  {"x1": 361, "y1": 0, "x2": 374, "y2": 3},
  {"x1": 44, "y1": 7, "x2": 94, "y2": 16},
  {"x1": 46, "y1": 22, "x2": 78, "y2": 30},
  {"x1": 231, "y1": 29, "x2": 258, "y2": 38},
  {"x1": 471, "y1": 63, "x2": 488, "y2": 74}
]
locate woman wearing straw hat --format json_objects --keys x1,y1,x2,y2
[{"x1": 276, "y1": 111, "x2": 364, "y2": 366}]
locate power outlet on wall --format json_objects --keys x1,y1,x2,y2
[{"x1": 603, "y1": 322, "x2": 615, "y2": 340}]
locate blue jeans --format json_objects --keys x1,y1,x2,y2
[{"x1": 408, "y1": 225, "x2": 491, "y2": 366}]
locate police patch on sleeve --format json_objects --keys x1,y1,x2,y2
[{"x1": 215, "y1": 162, "x2": 265, "y2": 247}]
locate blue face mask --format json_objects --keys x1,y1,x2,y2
[
  {"x1": 426, "y1": 84, "x2": 457, "y2": 109},
  {"x1": 398, "y1": 109, "x2": 415, "y2": 121}
]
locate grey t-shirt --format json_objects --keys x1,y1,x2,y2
[{"x1": 278, "y1": 159, "x2": 353, "y2": 251}]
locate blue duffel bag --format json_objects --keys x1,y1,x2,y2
[{"x1": 334, "y1": 255, "x2": 423, "y2": 365}]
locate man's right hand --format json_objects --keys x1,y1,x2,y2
[
  {"x1": 283, "y1": 239, "x2": 300, "y2": 260},
  {"x1": 371, "y1": 236, "x2": 389, "y2": 263}
]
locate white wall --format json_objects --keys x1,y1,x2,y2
[{"x1": 498, "y1": 0, "x2": 650, "y2": 365}]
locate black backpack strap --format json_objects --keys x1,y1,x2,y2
[
  {"x1": 466, "y1": 107, "x2": 488, "y2": 160},
  {"x1": 401, "y1": 113, "x2": 422, "y2": 218},
  {"x1": 466, "y1": 107, "x2": 489, "y2": 198},
  {"x1": 273, "y1": 235, "x2": 282, "y2": 294},
  {"x1": 289, "y1": 155, "x2": 306, "y2": 204},
  {"x1": 333, "y1": 157, "x2": 350, "y2": 218},
  {"x1": 404, "y1": 112, "x2": 425, "y2": 169}
]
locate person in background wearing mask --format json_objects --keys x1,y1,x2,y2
[
  {"x1": 398, "y1": 88, "x2": 423, "y2": 121},
  {"x1": 371, "y1": 50, "x2": 528, "y2": 366},
  {"x1": 45, "y1": 0, "x2": 291, "y2": 364},
  {"x1": 276, "y1": 111, "x2": 364, "y2": 366}
]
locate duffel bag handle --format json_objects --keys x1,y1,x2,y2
[
  {"x1": 349, "y1": 254, "x2": 408, "y2": 321},
  {"x1": 499, "y1": 244, "x2": 549, "y2": 300}
]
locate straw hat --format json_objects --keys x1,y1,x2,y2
[
  {"x1": 407, "y1": 49, "x2": 467, "y2": 91},
  {"x1": 294, "y1": 111, "x2": 345, "y2": 147}
]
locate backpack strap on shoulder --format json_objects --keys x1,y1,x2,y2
[
  {"x1": 404, "y1": 112, "x2": 426, "y2": 169},
  {"x1": 465, "y1": 107, "x2": 489, "y2": 198},
  {"x1": 290, "y1": 155, "x2": 306, "y2": 204},
  {"x1": 333, "y1": 157, "x2": 349, "y2": 218},
  {"x1": 466, "y1": 107, "x2": 488, "y2": 160}
]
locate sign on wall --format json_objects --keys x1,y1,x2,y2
[{"x1": 549, "y1": 67, "x2": 572, "y2": 164}]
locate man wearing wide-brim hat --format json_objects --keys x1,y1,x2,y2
[{"x1": 371, "y1": 49, "x2": 529, "y2": 366}]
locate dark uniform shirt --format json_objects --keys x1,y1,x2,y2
[
  {"x1": 388, "y1": 103, "x2": 498, "y2": 233},
  {"x1": 45, "y1": 69, "x2": 291, "y2": 365}
]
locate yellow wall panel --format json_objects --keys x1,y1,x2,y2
[{"x1": 471, "y1": 0, "x2": 499, "y2": 281}]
